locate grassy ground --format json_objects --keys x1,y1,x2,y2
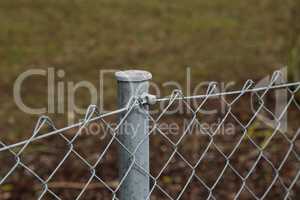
[{"x1": 0, "y1": 0, "x2": 299, "y2": 138}]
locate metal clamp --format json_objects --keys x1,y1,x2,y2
[{"x1": 139, "y1": 93, "x2": 157, "y2": 105}]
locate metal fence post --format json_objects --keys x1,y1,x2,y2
[{"x1": 115, "y1": 70, "x2": 152, "y2": 200}]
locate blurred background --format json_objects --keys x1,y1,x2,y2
[
  {"x1": 0, "y1": 0, "x2": 299, "y2": 139},
  {"x1": 0, "y1": 0, "x2": 299, "y2": 199}
]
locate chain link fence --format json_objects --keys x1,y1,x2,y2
[{"x1": 0, "y1": 70, "x2": 299, "y2": 200}]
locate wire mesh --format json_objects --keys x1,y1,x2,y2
[{"x1": 0, "y1": 71, "x2": 299, "y2": 199}]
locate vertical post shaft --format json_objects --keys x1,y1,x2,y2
[{"x1": 115, "y1": 70, "x2": 151, "y2": 200}]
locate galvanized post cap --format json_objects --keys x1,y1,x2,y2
[{"x1": 115, "y1": 70, "x2": 152, "y2": 82}]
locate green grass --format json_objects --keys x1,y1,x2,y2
[{"x1": 0, "y1": 0, "x2": 299, "y2": 139}]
